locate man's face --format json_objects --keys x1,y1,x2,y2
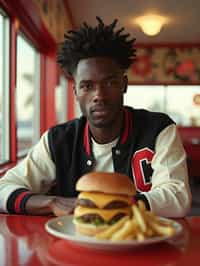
[{"x1": 74, "y1": 57, "x2": 127, "y2": 128}]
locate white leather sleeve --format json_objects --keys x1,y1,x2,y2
[
  {"x1": 142, "y1": 124, "x2": 192, "y2": 217},
  {"x1": 0, "y1": 131, "x2": 55, "y2": 212}
]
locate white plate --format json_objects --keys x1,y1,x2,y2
[{"x1": 45, "y1": 215, "x2": 183, "y2": 250}]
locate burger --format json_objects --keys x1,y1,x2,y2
[{"x1": 73, "y1": 172, "x2": 136, "y2": 236}]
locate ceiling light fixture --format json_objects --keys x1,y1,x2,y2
[{"x1": 134, "y1": 14, "x2": 169, "y2": 36}]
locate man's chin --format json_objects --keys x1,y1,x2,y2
[
  {"x1": 91, "y1": 121, "x2": 111, "y2": 128},
  {"x1": 89, "y1": 118, "x2": 113, "y2": 129},
  {"x1": 88, "y1": 110, "x2": 122, "y2": 128}
]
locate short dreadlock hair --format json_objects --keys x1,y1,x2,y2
[{"x1": 57, "y1": 17, "x2": 136, "y2": 76}]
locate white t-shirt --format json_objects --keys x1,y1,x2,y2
[{"x1": 92, "y1": 137, "x2": 118, "y2": 172}]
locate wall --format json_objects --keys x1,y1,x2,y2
[{"x1": 128, "y1": 45, "x2": 200, "y2": 84}]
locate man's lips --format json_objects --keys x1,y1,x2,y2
[
  {"x1": 92, "y1": 110, "x2": 108, "y2": 116},
  {"x1": 91, "y1": 106, "x2": 111, "y2": 116},
  {"x1": 91, "y1": 105, "x2": 111, "y2": 112}
]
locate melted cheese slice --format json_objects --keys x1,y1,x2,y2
[
  {"x1": 78, "y1": 192, "x2": 132, "y2": 209},
  {"x1": 74, "y1": 206, "x2": 131, "y2": 222}
]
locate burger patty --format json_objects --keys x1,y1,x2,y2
[
  {"x1": 78, "y1": 213, "x2": 126, "y2": 224},
  {"x1": 104, "y1": 201, "x2": 129, "y2": 209},
  {"x1": 76, "y1": 198, "x2": 97, "y2": 208},
  {"x1": 76, "y1": 198, "x2": 129, "y2": 209}
]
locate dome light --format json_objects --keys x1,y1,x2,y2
[{"x1": 134, "y1": 14, "x2": 169, "y2": 36}]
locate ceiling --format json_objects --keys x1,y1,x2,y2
[{"x1": 67, "y1": 0, "x2": 200, "y2": 44}]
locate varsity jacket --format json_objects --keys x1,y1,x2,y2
[
  {"x1": 0, "y1": 107, "x2": 192, "y2": 217},
  {"x1": 48, "y1": 107, "x2": 173, "y2": 197}
]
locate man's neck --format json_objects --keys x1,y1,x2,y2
[
  {"x1": 89, "y1": 112, "x2": 124, "y2": 144},
  {"x1": 90, "y1": 128, "x2": 120, "y2": 144}
]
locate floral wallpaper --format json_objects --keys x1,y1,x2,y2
[{"x1": 128, "y1": 46, "x2": 200, "y2": 83}]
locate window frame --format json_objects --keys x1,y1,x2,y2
[{"x1": 0, "y1": 8, "x2": 10, "y2": 165}]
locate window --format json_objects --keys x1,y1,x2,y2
[
  {"x1": 0, "y1": 9, "x2": 10, "y2": 164},
  {"x1": 166, "y1": 86, "x2": 200, "y2": 126},
  {"x1": 125, "y1": 85, "x2": 200, "y2": 126},
  {"x1": 16, "y1": 34, "x2": 40, "y2": 156},
  {"x1": 55, "y1": 75, "x2": 68, "y2": 123}
]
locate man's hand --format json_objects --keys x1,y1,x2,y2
[
  {"x1": 25, "y1": 195, "x2": 76, "y2": 216},
  {"x1": 50, "y1": 197, "x2": 76, "y2": 216}
]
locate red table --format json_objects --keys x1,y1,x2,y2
[{"x1": 0, "y1": 214, "x2": 199, "y2": 266}]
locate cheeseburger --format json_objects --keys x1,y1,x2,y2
[{"x1": 73, "y1": 172, "x2": 136, "y2": 236}]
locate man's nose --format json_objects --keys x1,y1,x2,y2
[{"x1": 93, "y1": 83, "x2": 107, "y2": 100}]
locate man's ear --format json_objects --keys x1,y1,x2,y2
[
  {"x1": 73, "y1": 84, "x2": 77, "y2": 96},
  {"x1": 122, "y1": 75, "x2": 128, "y2": 93}
]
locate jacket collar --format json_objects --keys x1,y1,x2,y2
[{"x1": 83, "y1": 107, "x2": 133, "y2": 156}]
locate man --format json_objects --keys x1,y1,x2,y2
[{"x1": 0, "y1": 17, "x2": 191, "y2": 217}]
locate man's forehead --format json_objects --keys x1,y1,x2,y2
[{"x1": 75, "y1": 57, "x2": 122, "y2": 80}]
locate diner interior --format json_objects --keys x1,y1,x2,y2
[
  {"x1": 0, "y1": 1, "x2": 200, "y2": 265},
  {"x1": 1, "y1": 0, "x2": 199, "y2": 212}
]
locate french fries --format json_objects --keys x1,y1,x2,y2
[
  {"x1": 95, "y1": 216, "x2": 129, "y2": 240},
  {"x1": 146, "y1": 219, "x2": 176, "y2": 237},
  {"x1": 132, "y1": 205, "x2": 147, "y2": 233},
  {"x1": 111, "y1": 219, "x2": 137, "y2": 241},
  {"x1": 95, "y1": 200, "x2": 176, "y2": 241}
]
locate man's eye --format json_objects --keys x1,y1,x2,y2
[
  {"x1": 106, "y1": 79, "x2": 120, "y2": 87},
  {"x1": 80, "y1": 83, "x2": 93, "y2": 90}
]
